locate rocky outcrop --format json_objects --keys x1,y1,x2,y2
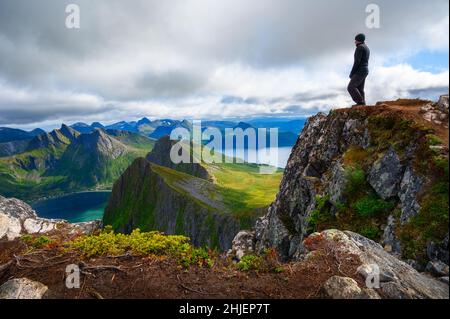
[
  {"x1": 420, "y1": 95, "x2": 449, "y2": 127},
  {"x1": 322, "y1": 276, "x2": 380, "y2": 299},
  {"x1": 306, "y1": 230, "x2": 449, "y2": 299},
  {"x1": 104, "y1": 158, "x2": 240, "y2": 251},
  {"x1": 252, "y1": 100, "x2": 448, "y2": 263},
  {"x1": 0, "y1": 278, "x2": 48, "y2": 299},
  {"x1": 0, "y1": 140, "x2": 29, "y2": 157},
  {"x1": 227, "y1": 230, "x2": 255, "y2": 260},
  {"x1": 0, "y1": 195, "x2": 101, "y2": 241}
]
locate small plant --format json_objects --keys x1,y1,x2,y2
[
  {"x1": 359, "y1": 225, "x2": 381, "y2": 240},
  {"x1": 426, "y1": 134, "x2": 443, "y2": 146},
  {"x1": 352, "y1": 196, "x2": 395, "y2": 217},
  {"x1": 307, "y1": 195, "x2": 334, "y2": 233},
  {"x1": 32, "y1": 236, "x2": 52, "y2": 249},
  {"x1": 344, "y1": 167, "x2": 366, "y2": 196},
  {"x1": 236, "y1": 254, "x2": 264, "y2": 272},
  {"x1": 20, "y1": 234, "x2": 33, "y2": 243}
]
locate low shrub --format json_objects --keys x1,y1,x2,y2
[
  {"x1": 236, "y1": 254, "x2": 264, "y2": 272},
  {"x1": 352, "y1": 196, "x2": 395, "y2": 217},
  {"x1": 68, "y1": 228, "x2": 214, "y2": 268}
]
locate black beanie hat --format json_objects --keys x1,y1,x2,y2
[{"x1": 355, "y1": 33, "x2": 366, "y2": 42}]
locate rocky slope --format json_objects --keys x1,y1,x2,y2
[
  {"x1": 250, "y1": 96, "x2": 448, "y2": 268},
  {"x1": 304, "y1": 229, "x2": 448, "y2": 299}
]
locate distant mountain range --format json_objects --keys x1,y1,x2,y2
[
  {"x1": 0, "y1": 117, "x2": 304, "y2": 201},
  {"x1": 69, "y1": 117, "x2": 304, "y2": 147},
  {"x1": 0, "y1": 125, "x2": 155, "y2": 201}
]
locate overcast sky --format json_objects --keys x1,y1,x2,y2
[{"x1": 0, "y1": 0, "x2": 448, "y2": 130}]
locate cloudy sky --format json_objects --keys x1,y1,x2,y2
[{"x1": 0, "y1": 0, "x2": 448, "y2": 130}]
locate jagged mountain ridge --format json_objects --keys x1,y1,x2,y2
[{"x1": 0, "y1": 127, "x2": 155, "y2": 201}]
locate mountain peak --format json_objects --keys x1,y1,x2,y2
[
  {"x1": 137, "y1": 117, "x2": 151, "y2": 126},
  {"x1": 234, "y1": 122, "x2": 253, "y2": 130},
  {"x1": 60, "y1": 124, "x2": 79, "y2": 142},
  {"x1": 91, "y1": 122, "x2": 104, "y2": 128},
  {"x1": 76, "y1": 128, "x2": 127, "y2": 158}
]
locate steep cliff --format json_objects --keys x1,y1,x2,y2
[
  {"x1": 254, "y1": 97, "x2": 449, "y2": 265},
  {"x1": 104, "y1": 136, "x2": 283, "y2": 251},
  {"x1": 146, "y1": 136, "x2": 212, "y2": 181},
  {"x1": 103, "y1": 158, "x2": 240, "y2": 251}
]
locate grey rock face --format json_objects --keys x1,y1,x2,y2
[
  {"x1": 398, "y1": 167, "x2": 423, "y2": 223},
  {"x1": 323, "y1": 276, "x2": 380, "y2": 299},
  {"x1": 436, "y1": 95, "x2": 449, "y2": 114},
  {"x1": 253, "y1": 109, "x2": 407, "y2": 259},
  {"x1": 228, "y1": 230, "x2": 255, "y2": 261},
  {"x1": 0, "y1": 195, "x2": 101, "y2": 241},
  {"x1": 368, "y1": 147, "x2": 404, "y2": 200},
  {"x1": 427, "y1": 234, "x2": 449, "y2": 265},
  {"x1": 426, "y1": 261, "x2": 450, "y2": 277},
  {"x1": 382, "y1": 215, "x2": 402, "y2": 254},
  {"x1": 304, "y1": 230, "x2": 449, "y2": 299},
  {"x1": 0, "y1": 278, "x2": 48, "y2": 299}
]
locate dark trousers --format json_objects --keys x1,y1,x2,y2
[{"x1": 348, "y1": 73, "x2": 367, "y2": 105}]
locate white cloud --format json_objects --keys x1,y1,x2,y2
[{"x1": 0, "y1": 0, "x2": 448, "y2": 127}]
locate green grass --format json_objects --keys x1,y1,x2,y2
[{"x1": 212, "y1": 163, "x2": 283, "y2": 209}]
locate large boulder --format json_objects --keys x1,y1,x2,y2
[
  {"x1": 228, "y1": 230, "x2": 255, "y2": 261},
  {"x1": 0, "y1": 195, "x2": 101, "y2": 241},
  {"x1": 304, "y1": 230, "x2": 449, "y2": 299},
  {"x1": 0, "y1": 278, "x2": 48, "y2": 299},
  {"x1": 323, "y1": 276, "x2": 380, "y2": 299}
]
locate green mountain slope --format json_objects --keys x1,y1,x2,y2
[
  {"x1": 104, "y1": 136, "x2": 283, "y2": 250},
  {"x1": 0, "y1": 127, "x2": 155, "y2": 201}
]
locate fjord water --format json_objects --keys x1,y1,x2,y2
[
  {"x1": 32, "y1": 191, "x2": 111, "y2": 223},
  {"x1": 30, "y1": 147, "x2": 293, "y2": 222}
]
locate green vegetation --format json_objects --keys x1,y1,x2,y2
[
  {"x1": 399, "y1": 156, "x2": 449, "y2": 263},
  {"x1": 307, "y1": 167, "x2": 395, "y2": 240},
  {"x1": 307, "y1": 195, "x2": 334, "y2": 233},
  {"x1": 0, "y1": 131, "x2": 154, "y2": 201},
  {"x1": 235, "y1": 248, "x2": 282, "y2": 273},
  {"x1": 68, "y1": 227, "x2": 214, "y2": 268},
  {"x1": 21, "y1": 235, "x2": 53, "y2": 249},
  {"x1": 236, "y1": 254, "x2": 264, "y2": 271},
  {"x1": 352, "y1": 196, "x2": 395, "y2": 217}
]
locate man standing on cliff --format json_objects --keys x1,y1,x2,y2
[{"x1": 348, "y1": 33, "x2": 370, "y2": 106}]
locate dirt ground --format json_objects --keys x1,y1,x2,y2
[{"x1": 0, "y1": 238, "x2": 363, "y2": 299}]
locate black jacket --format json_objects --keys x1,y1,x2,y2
[{"x1": 350, "y1": 43, "x2": 370, "y2": 78}]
